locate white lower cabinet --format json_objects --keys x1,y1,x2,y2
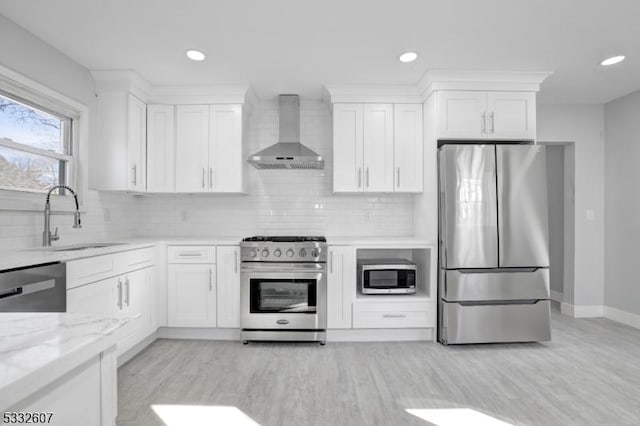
[
  {"x1": 167, "y1": 264, "x2": 217, "y2": 327},
  {"x1": 352, "y1": 302, "x2": 435, "y2": 329},
  {"x1": 216, "y1": 246, "x2": 241, "y2": 328},
  {"x1": 117, "y1": 267, "x2": 152, "y2": 356},
  {"x1": 327, "y1": 246, "x2": 355, "y2": 328},
  {"x1": 66, "y1": 248, "x2": 156, "y2": 358}
]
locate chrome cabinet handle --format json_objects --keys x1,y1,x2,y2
[
  {"x1": 209, "y1": 168, "x2": 213, "y2": 189},
  {"x1": 202, "y1": 168, "x2": 206, "y2": 189},
  {"x1": 132, "y1": 164, "x2": 137, "y2": 185},
  {"x1": 383, "y1": 314, "x2": 406, "y2": 318},
  {"x1": 209, "y1": 268, "x2": 213, "y2": 291},
  {"x1": 117, "y1": 279, "x2": 123, "y2": 310},
  {"x1": 330, "y1": 251, "x2": 333, "y2": 273},
  {"x1": 235, "y1": 250, "x2": 238, "y2": 273},
  {"x1": 178, "y1": 251, "x2": 202, "y2": 257},
  {"x1": 366, "y1": 168, "x2": 370, "y2": 187},
  {"x1": 357, "y1": 168, "x2": 362, "y2": 188},
  {"x1": 397, "y1": 167, "x2": 400, "y2": 188},
  {"x1": 490, "y1": 112, "x2": 495, "y2": 134},
  {"x1": 481, "y1": 112, "x2": 486, "y2": 134},
  {"x1": 124, "y1": 277, "x2": 130, "y2": 307}
]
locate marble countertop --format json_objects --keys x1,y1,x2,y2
[
  {"x1": 0, "y1": 313, "x2": 131, "y2": 411},
  {"x1": 0, "y1": 236, "x2": 435, "y2": 271}
]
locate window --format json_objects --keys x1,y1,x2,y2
[{"x1": 0, "y1": 90, "x2": 73, "y2": 195}]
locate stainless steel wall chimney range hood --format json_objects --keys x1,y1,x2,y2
[{"x1": 247, "y1": 95, "x2": 324, "y2": 169}]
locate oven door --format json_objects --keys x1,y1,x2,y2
[{"x1": 241, "y1": 263, "x2": 326, "y2": 330}]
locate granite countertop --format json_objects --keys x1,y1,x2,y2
[{"x1": 0, "y1": 313, "x2": 131, "y2": 411}]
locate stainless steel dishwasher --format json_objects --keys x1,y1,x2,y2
[{"x1": 0, "y1": 262, "x2": 66, "y2": 312}]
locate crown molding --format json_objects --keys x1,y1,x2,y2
[
  {"x1": 90, "y1": 70, "x2": 255, "y2": 106},
  {"x1": 324, "y1": 70, "x2": 553, "y2": 104},
  {"x1": 417, "y1": 69, "x2": 553, "y2": 100}
]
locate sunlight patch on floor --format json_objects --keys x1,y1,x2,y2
[
  {"x1": 407, "y1": 408, "x2": 513, "y2": 426},
  {"x1": 152, "y1": 404, "x2": 260, "y2": 426}
]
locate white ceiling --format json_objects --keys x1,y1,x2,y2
[{"x1": 1, "y1": 0, "x2": 639, "y2": 103}]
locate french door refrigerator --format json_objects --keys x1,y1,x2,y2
[{"x1": 438, "y1": 144, "x2": 551, "y2": 344}]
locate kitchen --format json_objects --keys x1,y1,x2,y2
[{"x1": 0, "y1": 1, "x2": 639, "y2": 425}]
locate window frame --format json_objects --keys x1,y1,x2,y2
[{"x1": 0, "y1": 64, "x2": 87, "y2": 209}]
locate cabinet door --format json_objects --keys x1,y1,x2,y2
[
  {"x1": 437, "y1": 91, "x2": 487, "y2": 140},
  {"x1": 393, "y1": 104, "x2": 423, "y2": 193},
  {"x1": 119, "y1": 268, "x2": 152, "y2": 355},
  {"x1": 176, "y1": 105, "x2": 210, "y2": 192},
  {"x1": 487, "y1": 92, "x2": 536, "y2": 141},
  {"x1": 168, "y1": 264, "x2": 217, "y2": 327},
  {"x1": 333, "y1": 104, "x2": 364, "y2": 192},
  {"x1": 216, "y1": 246, "x2": 240, "y2": 328},
  {"x1": 147, "y1": 105, "x2": 176, "y2": 192},
  {"x1": 327, "y1": 246, "x2": 355, "y2": 329},
  {"x1": 363, "y1": 104, "x2": 394, "y2": 192},
  {"x1": 127, "y1": 94, "x2": 147, "y2": 191},
  {"x1": 209, "y1": 105, "x2": 244, "y2": 192},
  {"x1": 67, "y1": 277, "x2": 117, "y2": 317}
]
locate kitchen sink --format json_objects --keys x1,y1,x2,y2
[{"x1": 50, "y1": 242, "x2": 128, "y2": 251}]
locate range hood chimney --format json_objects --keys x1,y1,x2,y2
[{"x1": 247, "y1": 95, "x2": 324, "y2": 169}]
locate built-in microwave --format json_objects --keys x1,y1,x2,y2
[{"x1": 358, "y1": 258, "x2": 417, "y2": 295}]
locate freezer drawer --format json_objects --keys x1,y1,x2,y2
[
  {"x1": 441, "y1": 268, "x2": 549, "y2": 302},
  {"x1": 439, "y1": 300, "x2": 551, "y2": 344}
]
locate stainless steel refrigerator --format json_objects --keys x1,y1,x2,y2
[{"x1": 438, "y1": 144, "x2": 551, "y2": 344}]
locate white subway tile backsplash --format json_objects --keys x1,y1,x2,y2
[{"x1": 0, "y1": 100, "x2": 414, "y2": 250}]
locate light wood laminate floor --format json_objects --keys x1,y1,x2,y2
[{"x1": 117, "y1": 310, "x2": 640, "y2": 426}]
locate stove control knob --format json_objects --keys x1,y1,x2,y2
[
  {"x1": 286, "y1": 249, "x2": 294, "y2": 258},
  {"x1": 274, "y1": 248, "x2": 282, "y2": 257},
  {"x1": 299, "y1": 248, "x2": 307, "y2": 257},
  {"x1": 250, "y1": 249, "x2": 258, "y2": 258},
  {"x1": 311, "y1": 248, "x2": 320, "y2": 257},
  {"x1": 261, "y1": 249, "x2": 269, "y2": 258}
]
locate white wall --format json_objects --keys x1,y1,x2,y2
[
  {"x1": 546, "y1": 145, "x2": 565, "y2": 298},
  {"x1": 537, "y1": 104, "x2": 605, "y2": 309},
  {"x1": 0, "y1": 14, "x2": 139, "y2": 250},
  {"x1": 604, "y1": 90, "x2": 640, "y2": 316},
  {"x1": 137, "y1": 100, "x2": 414, "y2": 238}
]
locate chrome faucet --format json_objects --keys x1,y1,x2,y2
[{"x1": 43, "y1": 185, "x2": 82, "y2": 247}]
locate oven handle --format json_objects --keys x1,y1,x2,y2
[{"x1": 241, "y1": 263, "x2": 326, "y2": 272}]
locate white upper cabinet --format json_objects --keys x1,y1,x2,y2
[
  {"x1": 175, "y1": 104, "x2": 246, "y2": 193},
  {"x1": 333, "y1": 103, "x2": 423, "y2": 193},
  {"x1": 333, "y1": 104, "x2": 364, "y2": 192},
  {"x1": 393, "y1": 104, "x2": 423, "y2": 193},
  {"x1": 147, "y1": 105, "x2": 176, "y2": 193},
  {"x1": 209, "y1": 105, "x2": 244, "y2": 192},
  {"x1": 175, "y1": 105, "x2": 210, "y2": 192},
  {"x1": 487, "y1": 92, "x2": 536, "y2": 140},
  {"x1": 437, "y1": 91, "x2": 536, "y2": 141},
  {"x1": 91, "y1": 92, "x2": 147, "y2": 192},
  {"x1": 363, "y1": 104, "x2": 394, "y2": 192},
  {"x1": 127, "y1": 95, "x2": 147, "y2": 191},
  {"x1": 437, "y1": 91, "x2": 487, "y2": 140}
]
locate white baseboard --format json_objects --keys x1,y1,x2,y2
[
  {"x1": 550, "y1": 290, "x2": 564, "y2": 302},
  {"x1": 327, "y1": 328, "x2": 434, "y2": 342},
  {"x1": 118, "y1": 331, "x2": 158, "y2": 366},
  {"x1": 158, "y1": 327, "x2": 241, "y2": 340},
  {"x1": 604, "y1": 306, "x2": 640, "y2": 329},
  {"x1": 560, "y1": 303, "x2": 604, "y2": 318}
]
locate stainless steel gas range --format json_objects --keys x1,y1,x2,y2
[{"x1": 240, "y1": 236, "x2": 327, "y2": 344}]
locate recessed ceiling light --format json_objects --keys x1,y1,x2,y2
[
  {"x1": 399, "y1": 51, "x2": 418, "y2": 63},
  {"x1": 600, "y1": 55, "x2": 625, "y2": 66},
  {"x1": 186, "y1": 49, "x2": 206, "y2": 61}
]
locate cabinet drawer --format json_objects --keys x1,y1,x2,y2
[
  {"x1": 114, "y1": 247, "x2": 155, "y2": 273},
  {"x1": 353, "y1": 302, "x2": 434, "y2": 329},
  {"x1": 67, "y1": 255, "x2": 116, "y2": 289},
  {"x1": 168, "y1": 245, "x2": 216, "y2": 263}
]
